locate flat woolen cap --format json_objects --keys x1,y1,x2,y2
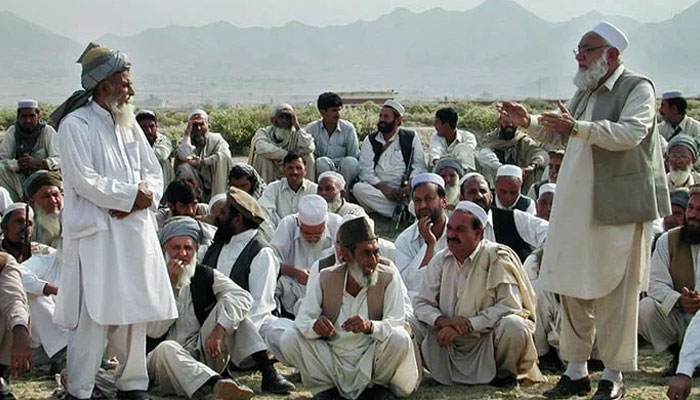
[
  {"x1": 227, "y1": 186, "x2": 265, "y2": 225},
  {"x1": 338, "y1": 216, "x2": 378, "y2": 248}
]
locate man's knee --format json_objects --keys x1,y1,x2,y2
[
  {"x1": 150, "y1": 340, "x2": 183, "y2": 360},
  {"x1": 381, "y1": 328, "x2": 412, "y2": 353},
  {"x1": 638, "y1": 296, "x2": 662, "y2": 330},
  {"x1": 495, "y1": 315, "x2": 530, "y2": 345},
  {"x1": 315, "y1": 157, "x2": 334, "y2": 175},
  {"x1": 339, "y1": 157, "x2": 359, "y2": 173}
]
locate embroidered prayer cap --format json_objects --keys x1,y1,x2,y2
[
  {"x1": 459, "y1": 172, "x2": 486, "y2": 187},
  {"x1": 318, "y1": 171, "x2": 346, "y2": 189},
  {"x1": 17, "y1": 99, "x2": 38, "y2": 109},
  {"x1": 382, "y1": 100, "x2": 405, "y2": 116},
  {"x1": 159, "y1": 216, "x2": 202, "y2": 246},
  {"x1": 539, "y1": 183, "x2": 556, "y2": 199},
  {"x1": 496, "y1": 164, "x2": 523, "y2": 180},
  {"x1": 411, "y1": 172, "x2": 445, "y2": 190},
  {"x1": 590, "y1": 21, "x2": 629, "y2": 53},
  {"x1": 669, "y1": 189, "x2": 690, "y2": 208},
  {"x1": 23, "y1": 170, "x2": 62, "y2": 200},
  {"x1": 227, "y1": 187, "x2": 265, "y2": 225},
  {"x1": 338, "y1": 215, "x2": 378, "y2": 248},
  {"x1": 208, "y1": 193, "x2": 227, "y2": 210},
  {"x1": 435, "y1": 158, "x2": 464, "y2": 176},
  {"x1": 188, "y1": 109, "x2": 208, "y2": 121},
  {"x1": 662, "y1": 91, "x2": 684, "y2": 101},
  {"x1": 273, "y1": 103, "x2": 294, "y2": 118},
  {"x1": 667, "y1": 134, "x2": 698, "y2": 158},
  {"x1": 2, "y1": 203, "x2": 34, "y2": 223},
  {"x1": 298, "y1": 195, "x2": 328, "y2": 226},
  {"x1": 454, "y1": 201, "x2": 487, "y2": 227}
]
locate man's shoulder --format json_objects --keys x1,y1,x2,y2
[
  {"x1": 206, "y1": 131, "x2": 226, "y2": 141},
  {"x1": 41, "y1": 123, "x2": 58, "y2": 135},
  {"x1": 395, "y1": 221, "x2": 419, "y2": 243},
  {"x1": 338, "y1": 119, "x2": 356, "y2": 131}
]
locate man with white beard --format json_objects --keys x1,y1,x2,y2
[
  {"x1": 25, "y1": 170, "x2": 63, "y2": 249},
  {"x1": 500, "y1": 21, "x2": 669, "y2": 399},
  {"x1": 51, "y1": 42, "x2": 178, "y2": 400},
  {"x1": 275, "y1": 216, "x2": 419, "y2": 400},
  {"x1": 271, "y1": 194, "x2": 342, "y2": 316},
  {"x1": 175, "y1": 109, "x2": 233, "y2": 202},
  {"x1": 316, "y1": 171, "x2": 366, "y2": 217},
  {"x1": 435, "y1": 159, "x2": 464, "y2": 209},
  {"x1": 249, "y1": 104, "x2": 315, "y2": 183},
  {"x1": 665, "y1": 134, "x2": 700, "y2": 190}
]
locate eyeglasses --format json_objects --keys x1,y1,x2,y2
[{"x1": 573, "y1": 45, "x2": 609, "y2": 57}]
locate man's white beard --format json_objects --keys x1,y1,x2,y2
[
  {"x1": 34, "y1": 207, "x2": 62, "y2": 240},
  {"x1": 445, "y1": 184, "x2": 460, "y2": 205},
  {"x1": 165, "y1": 253, "x2": 198, "y2": 289},
  {"x1": 327, "y1": 196, "x2": 343, "y2": 213},
  {"x1": 300, "y1": 237, "x2": 326, "y2": 256},
  {"x1": 669, "y1": 166, "x2": 692, "y2": 187},
  {"x1": 573, "y1": 50, "x2": 610, "y2": 91},
  {"x1": 348, "y1": 260, "x2": 378, "y2": 288},
  {"x1": 108, "y1": 98, "x2": 135, "y2": 128}
]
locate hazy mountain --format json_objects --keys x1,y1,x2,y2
[{"x1": 1, "y1": 0, "x2": 699, "y2": 106}]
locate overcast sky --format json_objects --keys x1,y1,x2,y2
[{"x1": 3, "y1": 0, "x2": 697, "y2": 42}]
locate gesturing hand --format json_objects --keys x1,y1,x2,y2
[
  {"x1": 538, "y1": 102, "x2": 575, "y2": 136},
  {"x1": 313, "y1": 316, "x2": 335, "y2": 338},
  {"x1": 342, "y1": 315, "x2": 372, "y2": 334},
  {"x1": 497, "y1": 102, "x2": 531, "y2": 128}
]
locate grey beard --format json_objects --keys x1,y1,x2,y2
[
  {"x1": 445, "y1": 184, "x2": 460, "y2": 205},
  {"x1": 34, "y1": 208, "x2": 61, "y2": 240},
  {"x1": 108, "y1": 99, "x2": 135, "y2": 129},
  {"x1": 300, "y1": 237, "x2": 327, "y2": 255},
  {"x1": 272, "y1": 127, "x2": 292, "y2": 142},
  {"x1": 669, "y1": 167, "x2": 692, "y2": 187},
  {"x1": 165, "y1": 252, "x2": 198, "y2": 289},
  {"x1": 348, "y1": 260, "x2": 378, "y2": 288},
  {"x1": 327, "y1": 196, "x2": 343, "y2": 213},
  {"x1": 573, "y1": 50, "x2": 609, "y2": 91}
]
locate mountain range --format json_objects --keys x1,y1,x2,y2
[{"x1": 1, "y1": 0, "x2": 698, "y2": 106}]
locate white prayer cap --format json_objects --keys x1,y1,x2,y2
[
  {"x1": 208, "y1": 193, "x2": 227, "y2": 210},
  {"x1": 188, "y1": 109, "x2": 208, "y2": 121},
  {"x1": 454, "y1": 201, "x2": 487, "y2": 227},
  {"x1": 382, "y1": 100, "x2": 405, "y2": 116},
  {"x1": 318, "y1": 171, "x2": 346, "y2": 189},
  {"x1": 496, "y1": 164, "x2": 523, "y2": 180},
  {"x1": 591, "y1": 21, "x2": 629, "y2": 53},
  {"x1": 459, "y1": 172, "x2": 486, "y2": 187},
  {"x1": 273, "y1": 103, "x2": 294, "y2": 118},
  {"x1": 17, "y1": 99, "x2": 38, "y2": 109},
  {"x1": 411, "y1": 172, "x2": 445, "y2": 190},
  {"x1": 539, "y1": 183, "x2": 556, "y2": 199},
  {"x1": 2, "y1": 202, "x2": 33, "y2": 223},
  {"x1": 662, "y1": 91, "x2": 684, "y2": 100},
  {"x1": 298, "y1": 195, "x2": 328, "y2": 226},
  {"x1": 136, "y1": 109, "x2": 156, "y2": 118}
]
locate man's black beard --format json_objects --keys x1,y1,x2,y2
[
  {"x1": 146, "y1": 134, "x2": 157, "y2": 147},
  {"x1": 213, "y1": 215, "x2": 235, "y2": 244},
  {"x1": 377, "y1": 120, "x2": 395, "y2": 134},
  {"x1": 499, "y1": 127, "x2": 516, "y2": 140},
  {"x1": 681, "y1": 224, "x2": 700, "y2": 245},
  {"x1": 191, "y1": 133, "x2": 206, "y2": 148}
]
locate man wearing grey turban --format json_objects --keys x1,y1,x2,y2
[
  {"x1": 53, "y1": 42, "x2": 177, "y2": 400},
  {"x1": 248, "y1": 104, "x2": 315, "y2": 183}
]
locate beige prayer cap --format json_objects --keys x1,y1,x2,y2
[
  {"x1": 496, "y1": 164, "x2": 523, "y2": 181},
  {"x1": 382, "y1": 100, "x2": 405, "y2": 116},
  {"x1": 454, "y1": 201, "x2": 487, "y2": 227},
  {"x1": 318, "y1": 171, "x2": 346, "y2": 189},
  {"x1": 273, "y1": 103, "x2": 294, "y2": 118},
  {"x1": 227, "y1": 187, "x2": 265, "y2": 225},
  {"x1": 590, "y1": 21, "x2": 629, "y2": 53},
  {"x1": 298, "y1": 195, "x2": 328, "y2": 226},
  {"x1": 17, "y1": 99, "x2": 38, "y2": 109},
  {"x1": 188, "y1": 109, "x2": 208, "y2": 121},
  {"x1": 539, "y1": 183, "x2": 556, "y2": 199},
  {"x1": 338, "y1": 216, "x2": 377, "y2": 248},
  {"x1": 2, "y1": 203, "x2": 33, "y2": 224}
]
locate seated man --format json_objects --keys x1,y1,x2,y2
[
  {"x1": 258, "y1": 152, "x2": 318, "y2": 230},
  {"x1": 658, "y1": 91, "x2": 700, "y2": 141},
  {"x1": 664, "y1": 190, "x2": 690, "y2": 233},
  {"x1": 494, "y1": 165, "x2": 536, "y2": 214},
  {"x1": 147, "y1": 217, "x2": 292, "y2": 399},
  {"x1": 24, "y1": 170, "x2": 63, "y2": 249},
  {"x1": 157, "y1": 179, "x2": 211, "y2": 228},
  {"x1": 429, "y1": 107, "x2": 477, "y2": 172},
  {"x1": 0, "y1": 253, "x2": 32, "y2": 398},
  {"x1": 175, "y1": 109, "x2": 233, "y2": 201},
  {"x1": 136, "y1": 110, "x2": 175, "y2": 188},
  {"x1": 535, "y1": 183, "x2": 555, "y2": 221},
  {"x1": 271, "y1": 195, "x2": 342, "y2": 316},
  {"x1": 666, "y1": 134, "x2": 700, "y2": 190},
  {"x1": 412, "y1": 201, "x2": 543, "y2": 386},
  {"x1": 667, "y1": 310, "x2": 700, "y2": 400},
  {"x1": 275, "y1": 216, "x2": 419, "y2": 400},
  {"x1": 639, "y1": 186, "x2": 700, "y2": 376},
  {"x1": 526, "y1": 148, "x2": 564, "y2": 200},
  {"x1": 0, "y1": 203, "x2": 54, "y2": 263},
  {"x1": 435, "y1": 158, "x2": 463, "y2": 209},
  {"x1": 0, "y1": 100, "x2": 61, "y2": 202},
  {"x1": 249, "y1": 104, "x2": 315, "y2": 183},
  {"x1": 395, "y1": 173, "x2": 450, "y2": 297},
  {"x1": 228, "y1": 163, "x2": 267, "y2": 199},
  {"x1": 477, "y1": 118, "x2": 548, "y2": 190},
  {"x1": 317, "y1": 171, "x2": 366, "y2": 217},
  {"x1": 305, "y1": 92, "x2": 360, "y2": 187},
  {"x1": 354, "y1": 100, "x2": 427, "y2": 218}
]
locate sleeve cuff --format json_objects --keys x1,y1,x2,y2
[
  {"x1": 661, "y1": 292, "x2": 682, "y2": 316},
  {"x1": 469, "y1": 315, "x2": 489, "y2": 332},
  {"x1": 575, "y1": 120, "x2": 593, "y2": 141},
  {"x1": 677, "y1": 361, "x2": 697, "y2": 377}
]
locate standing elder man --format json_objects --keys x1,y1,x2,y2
[
  {"x1": 500, "y1": 22, "x2": 669, "y2": 399},
  {"x1": 52, "y1": 43, "x2": 177, "y2": 400}
]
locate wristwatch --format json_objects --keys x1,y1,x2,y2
[{"x1": 570, "y1": 121, "x2": 579, "y2": 136}]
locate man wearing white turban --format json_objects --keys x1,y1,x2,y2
[
  {"x1": 249, "y1": 104, "x2": 315, "y2": 183},
  {"x1": 54, "y1": 42, "x2": 177, "y2": 400},
  {"x1": 500, "y1": 21, "x2": 669, "y2": 399}
]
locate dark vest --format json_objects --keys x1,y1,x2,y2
[
  {"x1": 666, "y1": 227, "x2": 696, "y2": 293},
  {"x1": 318, "y1": 253, "x2": 337, "y2": 271},
  {"x1": 512, "y1": 195, "x2": 533, "y2": 213},
  {"x1": 202, "y1": 231, "x2": 269, "y2": 291},
  {"x1": 368, "y1": 128, "x2": 416, "y2": 169},
  {"x1": 492, "y1": 207, "x2": 532, "y2": 262}
]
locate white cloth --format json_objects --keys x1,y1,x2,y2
[
  {"x1": 258, "y1": 177, "x2": 318, "y2": 229},
  {"x1": 147, "y1": 340, "x2": 218, "y2": 398},
  {"x1": 483, "y1": 209, "x2": 548, "y2": 249},
  {"x1": 0, "y1": 187, "x2": 14, "y2": 215},
  {"x1": 677, "y1": 311, "x2": 700, "y2": 376},
  {"x1": 333, "y1": 200, "x2": 367, "y2": 218},
  {"x1": 55, "y1": 101, "x2": 177, "y2": 328},
  {"x1": 352, "y1": 182, "x2": 400, "y2": 218},
  {"x1": 152, "y1": 132, "x2": 175, "y2": 188},
  {"x1": 526, "y1": 65, "x2": 657, "y2": 299},
  {"x1": 428, "y1": 130, "x2": 477, "y2": 171},
  {"x1": 394, "y1": 217, "x2": 448, "y2": 297},
  {"x1": 658, "y1": 115, "x2": 700, "y2": 140},
  {"x1": 357, "y1": 130, "x2": 427, "y2": 187},
  {"x1": 523, "y1": 252, "x2": 561, "y2": 355},
  {"x1": 215, "y1": 229, "x2": 279, "y2": 329}
]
